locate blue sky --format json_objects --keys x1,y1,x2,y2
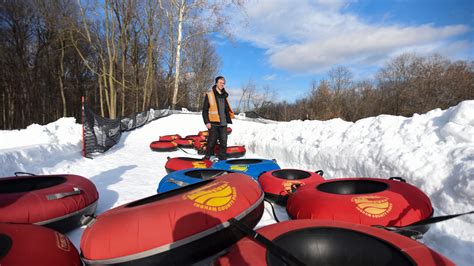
[{"x1": 214, "y1": 0, "x2": 473, "y2": 105}]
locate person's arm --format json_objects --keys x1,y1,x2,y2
[
  {"x1": 225, "y1": 96, "x2": 233, "y2": 123},
  {"x1": 202, "y1": 93, "x2": 211, "y2": 127}
]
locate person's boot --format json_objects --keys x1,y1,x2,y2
[{"x1": 217, "y1": 154, "x2": 227, "y2": 161}]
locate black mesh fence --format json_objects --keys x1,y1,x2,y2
[{"x1": 83, "y1": 106, "x2": 171, "y2": 157}]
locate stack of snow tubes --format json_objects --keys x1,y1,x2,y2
[{"x1": 150, "y1": 127, "x2": 246, "y2": 158}]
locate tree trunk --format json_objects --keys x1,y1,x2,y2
[
  {"x1": 171, "y1": 0, "x2": 185, "y2": 109},
  {"x1": 105, "y1": 2, "x2": 117, "y2": 119},
  {"x1": 59, "y1": 38, "x2": 67, "y2": 117},
  {"x1": 2, "y1": 92, "x2": 5, "y2": 129},
  {"x1": 98, "y1": 73, "x2": 105, "y2": 117},
  {"x1": 143, "y1": 38, "x2": 154, "y2": 110}
]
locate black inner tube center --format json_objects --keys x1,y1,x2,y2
[
  {"x1": 267, "y1": 227, "x2": 414, "y2": 266},
  {"x1": 0, "y1": 234, "x2": 12, "y2": 260},
  {"x1": 271, "y1": 170, "x2": 311, "y2": 180},
  {"x1": 0, "y1": 176, "x2": 66, "y2": 193},
  {"x1": 317, "y1": 180, "x2": 388, "y2": 194},
  {"x1": 226, "y1": 159, "x2": 262, "y2": 165},
  {"x1": 126, "y1": 179, "x2": 214, "y2": 207},
  {"x1": 186, "y1": 169, "x2": 232, "y2": 179},
  {"x1": 176, "y1": 157, "x2": 204, "y2": 162}
]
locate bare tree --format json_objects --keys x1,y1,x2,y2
[
  {"x1": 159, "y1": 0, "x2": 245, "y2": 109},
  {"x1": 237, "y1": 79, "x2": 256, "y2": 112},
  {"x1": 184, "y1": 35, "x2": 219, "y2": 110}
]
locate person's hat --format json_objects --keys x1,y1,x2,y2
[{"x1": 215, "y1": 76, "x2": 225, "y2": 84}]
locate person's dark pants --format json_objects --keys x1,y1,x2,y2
[{"x1": 205, "y1": 125, "x2": 228, "y2": 159}]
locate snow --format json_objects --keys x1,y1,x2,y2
[{"x1": 1, "y1": 101, "x2": 473, "y2": 265}]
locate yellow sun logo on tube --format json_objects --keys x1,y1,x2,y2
[
  {"x1": 192, "y1": 161, "x2": 208, "y2": 168},
  {"x1": 184, "y1": 181, "x2": 237, "y2": 212},
  {"x1": 352, "y1": 196, "x2": 393, "y2": 218}
]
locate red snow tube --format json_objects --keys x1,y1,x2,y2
[
  {"x1": 0, "y1": 174, "x2": 99, "y2": 233},
  {"x1": 194, "y1": 140, "x2": 207, "y2": 150},
  {"x1": 214, "y1": 145, "x2": 246, "y2": 158},
  {"x1": 287, "y1": 177, "x2": 434, "y2": 235},
  {"x1": 174, "y1": 138, "x2": 194, "y2": 148},
  {"x1": 80, "y1": 173, "x2": 264, "y2": 265},
  {"x1": 198, "y1": 130, "x2": 209, "y2": 137},
  {"x1": 149, "y1": 140, "x2": 178, "y2": 152},
  {"x1": 185, "y1": 135, "x2": 206, "y2": 143},
  {"x1": 198, "y1": 145, "x2": 246, "y2": 157},
  {"x1": 0, "y1": 223, "x2": 82, "y2": 266},
  {"x1": 258, "y1": 169, "x2": 325, "y2": 205},
  {"x1": 165, "y1": 157, "x2": 213, "y2": 173},
  {"x1": 198, "y1": 127, "x2": 232, "y2": 137},
  {"x1": 216, "y1": 220, "x2": 454, "y2": 266},
  {"x1": 224, "y1": 145, "x2": 246, "y2": 158},
  {"x1": 159, "y1": 134, "x2": 182, "y2": 141}
]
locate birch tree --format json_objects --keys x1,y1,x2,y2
[{"x1": 159, "y1": 0, "x2": 245, "y2": 109}]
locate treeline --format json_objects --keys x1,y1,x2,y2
[
  {"x1": 256, "y1": 53, "x2": 473, "y2": 121},
  {"x1": 1, "y1": 0, "x2": 239, "y2": 129}
]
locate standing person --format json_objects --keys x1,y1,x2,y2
[{"x1": 202, "y1": 76, "x2": 235, "y2": 160}]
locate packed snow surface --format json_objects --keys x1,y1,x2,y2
[{"x1": 0, "y1": 101, "x2": 473, "y2": 265}]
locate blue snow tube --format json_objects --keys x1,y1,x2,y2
[
  {"x1": 157, "y1": 168, "x2": 235, "y2": 193},
  {"x1": 212, "y1": 158, "x2": 281, "y2": 180}
]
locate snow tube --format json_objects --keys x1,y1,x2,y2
[
  {"x1": 287, "y1": 177, "x2": 434, "y2": 235},
  {"x1": 212, "y1": 158, "x2": 280, "y2": 180},
  {"x1": 194, "y1": 140, "x2": 207, "y2": 150},
  {"x1": 174, "y1": 138, "x2": 194, "y2": 148},
  {"x1": 0, "y1": 223, "x2": 82, "y2": 266},
  {"x1": 198, "y1": 130, "x2": 209, "y2": 137},
  {"x1": 81, "y1": 173, "x2": 264, "y2": 265},
  {"x1": 149, "y1": 140, "x2": 178, "y2": 152},
  {"x1": 185, "y1": 134, "x2": 206, "y2": 143},
  {"x1": 164, "y1": 157, "x2": 213, "y2": 173},
  {"x1": 198, "y1": 127, "x2": 232, "y2": 137},
  {"x1": 197, "y1": 144, "x2": 246, "y2": 157},
  {"x1": 0, "y1": 174, "x2": 99, "y2": 233},
  {"x1": 158, "y1": 134, "x2": 182, "y2": 141},
  {"x1": 216, "y1": 219, "x2": 454, "y2": 266},
  {"x1": 217, "y1": 145, "x2": 246, "y2": 158},
  {"x1": 157, "y1": 168, "x2": 236, "y2": 193},
  {"x1": 258, "y1": 169, "x2": 325, "y2": 205}
]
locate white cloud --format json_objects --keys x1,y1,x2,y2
[
  {"x1": 231, "y1": 0, "x2": 472, "y2": 74},
  {"x1": 263, "y1": 74, "x2": 277, "y2": 80}
]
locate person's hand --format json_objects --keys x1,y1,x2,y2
[{"x1": 206, "y1": 123, "x2": 211, "y2": 129}]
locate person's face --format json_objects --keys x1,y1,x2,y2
[{"x1": 216, "y1": 79, "x2": 225, "y2": 90}]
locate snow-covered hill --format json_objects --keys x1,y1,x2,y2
[{"x1": 1, "y1": 101, "x2": 473, "y2": 265}]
